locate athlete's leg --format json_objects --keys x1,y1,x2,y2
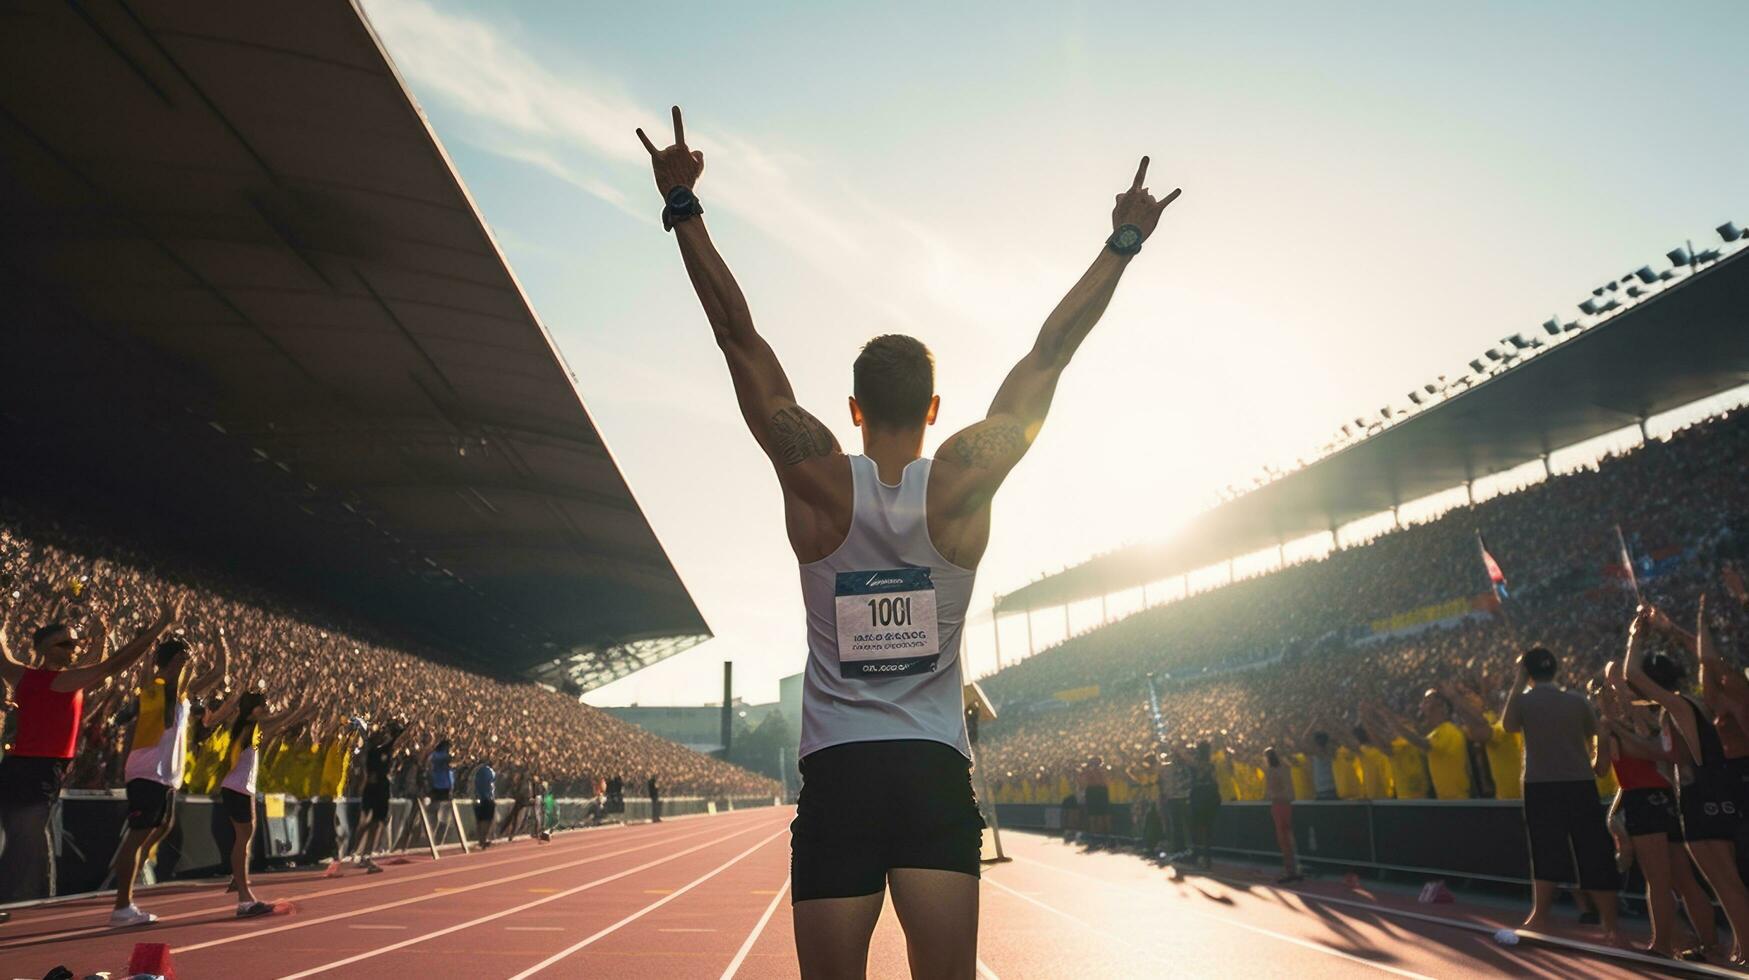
[
  {"x1": 889, "y1": 868, "x2": 978, "y2": 980},
  {"x1": 1685, "y1": 839, "x2": 1749, "y2": 960},
  {"x1": 1632, "y1": 833, "x2": 1677, "y2": 955},
  {"x1": 793, "y1": 891, "x2": 884, "y2": 980},
  {"x1": 231, "y1": 815, "x2": 257, "y2": 904},
  {"x1": 112, "y1": 827, "x2": 154, "y2": 909},
  {"x1": 1668, "y1": 841, "x2": 1719, "y2": 952}
]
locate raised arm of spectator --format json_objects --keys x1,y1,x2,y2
[
  {"x1": 1645, "y1": 603, "x2": 1699, "y2": 655},
  {"x1": 1499, "y1": 657, "x2": 1530, "y2": 734},
  {"x1": 1370, "y1": 703, "x2": 1426, "y2": 750},
  {"x1": 260, "y1": 699, "x2": 319, "y2": 740},
  {"x1": 1693, "y1": 594, "x2": 1749, "y2": 731},
  {"x1": 1441, "y1": 681, "x2": 1493, "y2": 742},
  {"x1": 1624, "y1": 607, "x2": 1701, "y2": 760},
  {"x1": 188, "y1": 630, "x2": 229, "y2": 701},
  {"x1": 203, "y1": 682, "x2": 247, "y2": 729},
  {"x1": 0, "y1": 610, "x2": 31, "y2": 686},
  {"x1": 51, "y1": 594, "x2": 182, "y2": 692},
  {"x1": 83, "y1": 611, "x2": 109, "y2": 665}
]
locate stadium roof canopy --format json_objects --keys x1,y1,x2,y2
[
  {"x1": 0, "y1": 2, "x2": 707, "y2": 689},
  {"x1": 995, "y1": 247, "x2": 1749, "y2": 613}
]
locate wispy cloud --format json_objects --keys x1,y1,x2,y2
[{"x1": 359, "y1": 0, "x2": 1047, "y2": 339}]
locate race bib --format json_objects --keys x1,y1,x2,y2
[{"x1": 834, "y1": 567, "x2": 940, "y2": 678}]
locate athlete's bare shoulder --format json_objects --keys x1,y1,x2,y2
[
  {"x1": 926, "y1": 416, "x2": 1028, "y2": 569},
  {"x1": 766, "y1": 405, "x2": 854, "y2": 563}
]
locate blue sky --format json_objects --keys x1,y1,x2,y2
[{"x1": 361, "y1": 0, "x2": 1749, "y2": 706}]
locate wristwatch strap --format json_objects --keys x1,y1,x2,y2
[
  {"x1": 1106, "y1": 223, "x2": 1144, "y2": 256},
  {"x1": 663, "y1": 186, "x2": 704, "y2": 232}
]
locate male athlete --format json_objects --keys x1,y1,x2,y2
[
  {"x1": 0, "y1": 598, "x2": 183, "y2": 902},
  {"x1": 637, "y1": 106, "x2": 1178, "y2": 979}
]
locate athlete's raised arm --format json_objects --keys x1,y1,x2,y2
[
  {"x1": 636, "y1": 107, "x2": 845, "y2": 509},
  {"x1": 934, "y1": 157, "x2": 1180, "y2": 517}
]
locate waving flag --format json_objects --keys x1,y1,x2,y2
[
  {"x1": 1613, "y1": 524, "x2": 1642, "y2": 601},
  {"x1": 1476, "y1": 532, "x2": 1508, "y2": 602}
]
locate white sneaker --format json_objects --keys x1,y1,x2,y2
[{"x1": 110, "y1": 904, "x2": 158, "y2": 927}]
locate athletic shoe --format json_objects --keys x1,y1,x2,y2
[
  {"x1": 364, "y1": 859, "x2": 384, "y2": 875},
  {"x1": 237, "y1": 901, "x2": 274, "y2": 918},
  {"x1": 323, "y1": 860, "x2": 345, "y2": 878},
  {"x1": 109, "y1": 904, "x2": 158, "y2": 927}
]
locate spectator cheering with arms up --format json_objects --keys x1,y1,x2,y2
[
  {"x1": 204, "y1": 678, "x2": 319, "y2": 917},
  {"x1": 110, "y1": 632, "x2": 227, "y2": 926},
  {"x1": 0, "y1": 596, "x2": 181, "y2": 901}
]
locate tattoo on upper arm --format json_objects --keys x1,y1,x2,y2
[
  {"x1": 769, "y1": 406, "x2": 836, "y2": 465},
  {"x1": 951, "y1": 423, "x2": 1027, "y2": 468}
]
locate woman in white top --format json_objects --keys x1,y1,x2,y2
[{"x1": 204, "y1": 682, "x2": 318, "y2": 917}]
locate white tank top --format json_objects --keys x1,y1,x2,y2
[{"x1": 798, "y1": 455, "x2": 977, "y2": 759}]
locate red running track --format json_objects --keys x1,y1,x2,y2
[{"x1": 0, "y1": 808, "x2": 1705, "y2": 978}]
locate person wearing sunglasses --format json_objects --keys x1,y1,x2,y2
[{"x1": 0, "y1": 595, "x2": 183, "y2": 902}]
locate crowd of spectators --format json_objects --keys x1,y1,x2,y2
[
  {"x1": 980, "y1": 407, "x2": 1749, "y2": 807},
  {"x1": 0, "y1": 496, "x2": 779, "y2": 803}
]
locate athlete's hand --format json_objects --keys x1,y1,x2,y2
[
  {"x1": 636, "y1": 106, "x2": 704, "y2": 195},
  {"x1": 1111, "y1": 156, "x2": 1180, "y2": 240}
]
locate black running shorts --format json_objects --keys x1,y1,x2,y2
[
  {"x1": 790, "y1": 739, "x2": 985, "y2": 903},
  {"x1": 431, "y1": 787, "x2": 452, "y2": 802},
  {"x1": 220, "y1": 787, "x2": 255, "y2": 824},
  {"x1": 474, "y1": 800, "x2": 496, "y2": 823},
  {"x1": 0, "y1": 755, "x2": 69, "y2": 808},
  {"x1": 1085, "y1": 784, "x2": 1111, "y2": 816},
  {"x1": 1521, "y1": 779, "x2": 1620, "y2": 891},
  {"x1": 1679, "y1": 773, "x2": 1742, "y2": 842},
  {"x1": 362, "y1": 781, "x2": 391, "y2": 822},
  {"x1": 1619, "y1": 786, "x2": 1677, "y2": 837},
  {"x1": 124, "y1": 778, "x2": 174, "y2": 831}
]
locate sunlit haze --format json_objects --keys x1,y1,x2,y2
[{"x1": 360, "y1": 0, "x2": 1749, "y2": 707}]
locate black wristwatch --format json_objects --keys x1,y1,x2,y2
[
  {"x1": 1106, "y1": 223, "x2": 1144, "y2": 256},
  {"x1": 662, "y1": 186, "x2": 703, "y2": 231}
]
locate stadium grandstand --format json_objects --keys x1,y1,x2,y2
[
  {"x1": 975, "y1": 232, "x2": 1749, "y2": 810},
  {"x1": 0, "y1": 0, "x2": 774, "y2": 917}
]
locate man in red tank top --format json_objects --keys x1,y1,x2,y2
[{"x1": 0, "y1": 597, "x2": 181, "y2": 902}]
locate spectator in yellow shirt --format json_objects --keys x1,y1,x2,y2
[
  {"x1": 1351, "y1": 726, "x2": 1395, "y2": 800},
  {"x1": 1410, "y1": 689, "x2": 1490, "y2": 799},
  {"x1": 1288, "y1": 752, "x2": 1315, "y2": 801},
  {"x1": 1482, "y1": 710, "x2": 1524, "y2": 800}
]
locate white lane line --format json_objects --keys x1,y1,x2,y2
[
  {"x1": 511, "y1": 828, "x2": 787, "y2": 978},
  {"x1": 976, "y1": 957, "x2": 1000, "y2": 980},
  {"x1": 1, "y1": 811, "x2": 738, "y2": 944},
  {"x1": 1002, "y1": 858, "x2": 1436, "y2": 980},
  {"x1": 719, "y1": 877, "x2": 788, "y2": 980},
  {"x1": 170, "y1": 818, "x2": 738, "y2": 955},
  {"x1": 277, "y1": 817, "x2": 783, "y2": 978},
  {"x1": 3, "y1": 812, "x2": 703, "y2": 932}
]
